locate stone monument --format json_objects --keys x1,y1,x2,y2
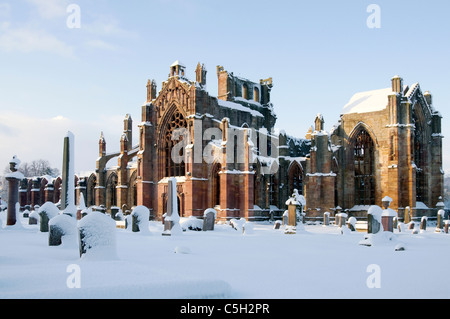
[
  {"x1": 61, "y1": 131, "x2": 77, "y2": 218},
  {"x1": 5, "y1": 156, "x2": 24, "y2": 226},
  {"x1": 162, "y1": 177, "x2": 182, "y2": 236}
]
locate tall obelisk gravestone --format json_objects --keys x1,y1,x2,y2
[
  {"x1": 162, "y1": 177, "x2": 182, "y2": 236},
  {"x1": 61, "y1": 131, "x2": 77, "y2": 217}
]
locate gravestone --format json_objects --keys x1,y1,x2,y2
[
  {"x1": 38, "y1": 202, "x2": 59, "y2": 233},
  {"x1": 111, "y1": 207, "x2": 120, "y2": 221},
  {"x1": 29, "y1": 214, "x2": 38, "y2": 225},
  {"x1": 130, "y1": 206, "x2": 150, "y2": 233},
  {"x1": 420, "y1": 216, "x2": 427, "y2": 231},
  {"x1": 5, "y1": 156, "x2": 24, "y2": 226},
  {"x1": 323, "y1": 212, "x2": 330, "y2": 226},
  {"x1": 348, "y1": 216, "x2": 357, "y2": 231},
  {"x1": 409, "y1": 222, "x2": 415, "y2": 230},
  {"x1": 282, "y1": 211, "x2": 288, "y2": 226},
  {"x1": 445, "y1": 220, "x2": 449, "y2": 234},
  {"x1": 381, "y1": 196, "x2": 396, "y2": 232},
  {"x1": 336, "y1": 213, "x2": 347, "y2": 228},
  {"x1": 60, "y1": 132, "x2": 76, "y2": 217},
  {"x1": 78, "y1": 211, "x2": 117, "y2": 258},
  {"x1": 367, "y1": 205, "x2": 383, "y2": 234},
  {"x1": 203, "y1": 208, "x2": 217, "y2": 231},
  {"x1": 436, "y1": 210, "x2": 445, "y2": 232},
  {"x1": 162, "y1": 177, "x2": 182, "y2": 236},
  {"x1": 273, "y1": 220, "x2": 281, "y2": 229},
  {"x1": 48, "y1": 214, "x2": 77, "y2": 246},
  {"x1": 23, "y1": 209, "x2": 30, "y2": 218},
  {"x1": 404, "y1": 206, "x2": 411, "y2": 224}
]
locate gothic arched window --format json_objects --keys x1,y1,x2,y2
[
  {"x1": 163, "y1": 111, "x2": 187, "y2": 178},
  {"x1": 413, "y1": 111, "x2": 426, "y2": 203},
  {"x1": 353, "y1": 129, "x2": 375, "y2": 206}
]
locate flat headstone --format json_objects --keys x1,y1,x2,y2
[{"x1": 203, "y1": 208, "x2": 217, "y2": 231}]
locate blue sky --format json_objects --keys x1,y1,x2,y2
[{"x1": 0, "y1": 0, "x2": 449, "y2": 174}]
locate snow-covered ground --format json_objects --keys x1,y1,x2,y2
[{"x1": 1, "y1": 212, "x2": 449, "y2": 299}]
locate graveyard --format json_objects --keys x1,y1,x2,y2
[
  {"x1": 1, "y1": 203, "x2": 450, "y2": 299},
  {"x1": 1, "y1": 134, "x2": 450, "y2": 300}
]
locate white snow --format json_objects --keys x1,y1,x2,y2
[
  {"x1": 38, "y1": 202, "x2": 60, "y2": 219},
  {"x1": 342, "y1": 87, "x2": 392, "y2": 115},
  {"x1": 131, "y1": 205, "x2": 150, "y2": 233},
  {"x1": 1, "y1": 210, "x2": 450, "y2": 299}
]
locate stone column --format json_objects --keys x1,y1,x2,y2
[
  {"x1": 162, "y1": 177, "x2": 181, "y2": 236},
  {"x1": 6, "y1": 156, "x2": 24, "y2": 226},
  {"x1": 61, "y1": 131, "x2": 76, "y2": 217}
]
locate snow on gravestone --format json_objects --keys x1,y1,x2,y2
[
  {"x1": 203, "y1": 208, "x2": 217, "y2": 231},
  {"x1": 78, "y1": 211, "x2": 117, "y2": 259},
  {"x1": 162, "y1": 177, "x2": 182, "y2": 236},
  {"x1": 38, "y1": 202, "x2": 60, "y2": 233},
  {"x1": 130, "y1": 205, "x2": 150, "y2": 233},
  {"x1": 367, "y1": 205, "x2": 383, "y2": 234},
  {"x1": 48, "y1": 214, "x2": 77, "y2": 247}
]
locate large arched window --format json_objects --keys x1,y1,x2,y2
[
  {"x1": 353, "y1": 129, "x2": 375, "y2": 206},
  {"x1": 162, "y1": 110, "x2": 187, "y2": 178},
  {"x1": 212, "y1": 164, "x2": 221, "y2": 207},
  {"x1": 413, "y1": 110, "x2": 426, "y2": 203}
]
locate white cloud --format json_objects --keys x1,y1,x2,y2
[
  {"x1": 85, "y1": 39, "x2": 117, "y2": 51},
  {"x1": 26, "y1": 0, "x2": 69, "y2": 19},
  {"x1": 0, "y1": 2, "x2": 11, "y2": 18},
  {"x1": 0, "y1": 112, "x2": 124, "y2": 175},
  {"x1": 0, "y1": 25, "x2": 74, "y2": 57}
]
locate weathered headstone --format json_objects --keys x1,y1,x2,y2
[
  {"x1": 130, "y1": 205, "x2": 150, "y2": 233},
  {"x1": 162, "y1": 177, "x2": 182, "y2": 236},
  {"x1": 367, "y1": 205, "x2": 383, "y2": 234},
  {"x1": 48, "y1": 214, "x2": 77, "y2": 246},
  {"x1": 436, "y1": 210, "x2": 445, "y2": 232},
  {"x1": 78, "y1": 211, "x2": 117, "y2": 259},
  {"x1": 348, "y1": 216, "x2": 357, "y2": 231},
  {"x1": 29, "y1": 212, "x2": 38, "y2": 225},
  {"x1": 23, "y1": 209, "x2": 30, "y2": 218},
  {"x1": 5, "y1": 156, "x2": 24, "y2": 226},
  {"x1": 404, "y1": 206, "x2": 411, "y2": 224},
  {"x1": 282, "y1": 211, "x2": 288, "y2": 226},
  {"x1": 336, "y1": 213, "x2": 347, "y2": 228},
  {"x1": 323, "y1": 212, "x2": 330, "y2": 226},
  {"x1": 111, "y1": 206, "x2": 120, "y2": 221},
  {"x1": 203, "y1": 208, "x2": 217, "y2": 231},
  {"x1": 381, "y1": 196, "x2": 396, "y2": 232},
  {"x1": 274, "y1": 220, "x2": 282, "y2": 229},
  {"x1": 38, "y1": 202, "x2": 59, "y2": 233},
  {"x1": 420, "y1": 216, "x2": 427, "y2": 231}
]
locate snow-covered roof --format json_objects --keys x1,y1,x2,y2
[
  {"x1": 171, "y1": 60, "x2": 185, "y2": 67},
  {"x1": 216, "y1": 98, "x2": 264, "y2": 118},
  {"x1": 342, "y1": 87, "x2": 392, "y2": 115}
]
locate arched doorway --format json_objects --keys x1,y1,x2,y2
[{"x1": 288, "y1": 162, "x2": 303, "y2": 196}]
